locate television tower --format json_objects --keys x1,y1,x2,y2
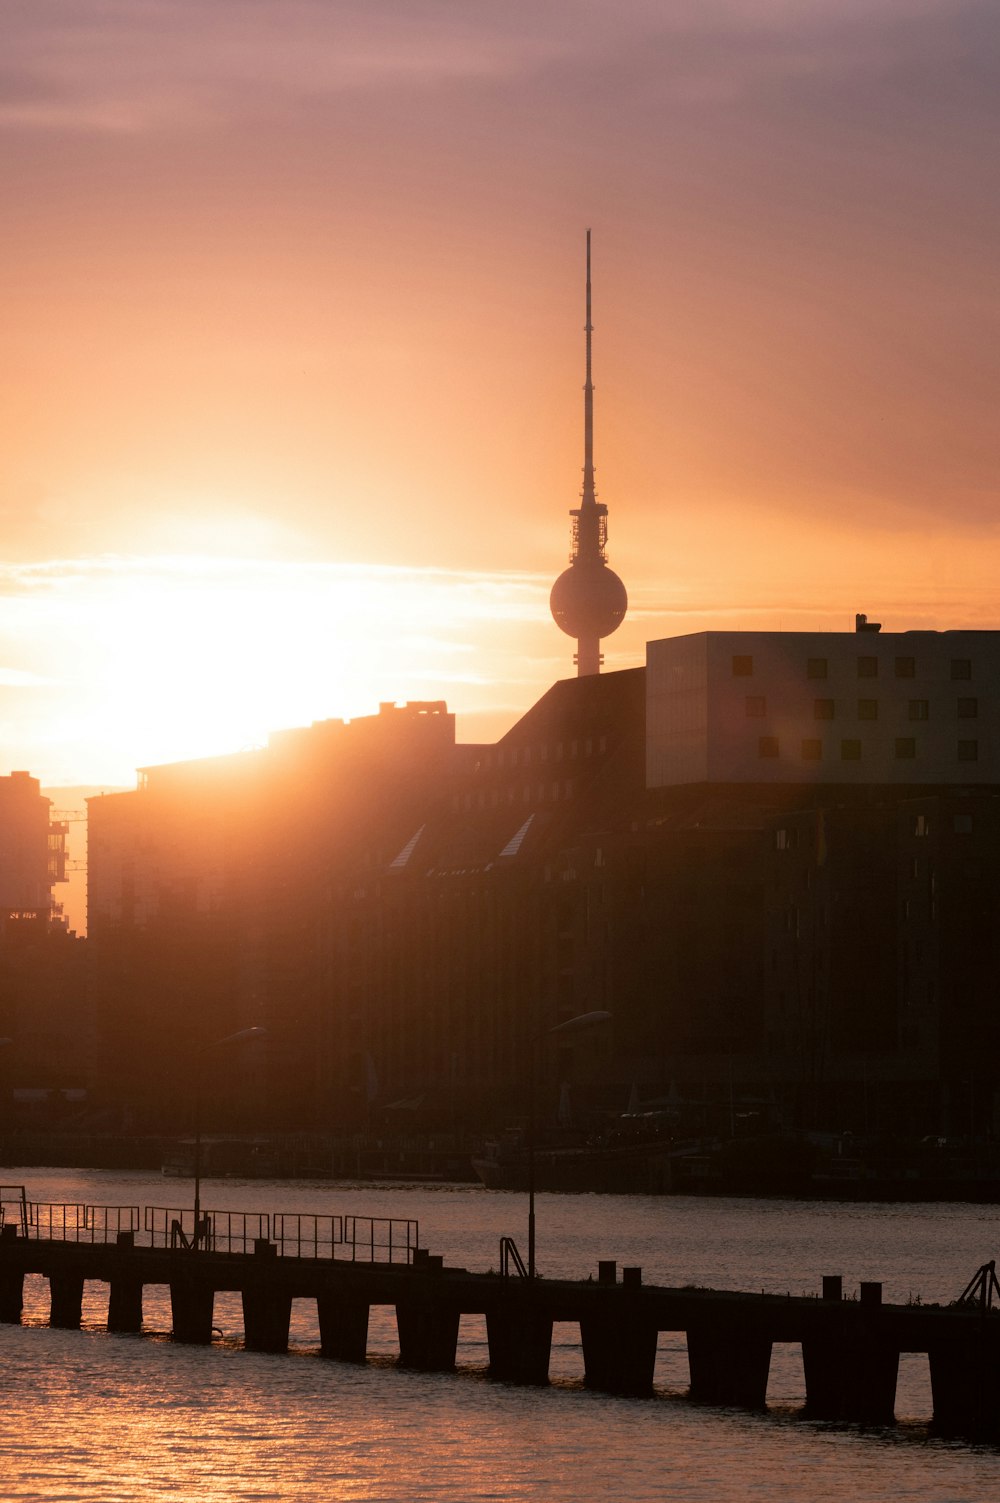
[{"x1": 549, "y1": 231, "x2": 628, "y2": 676}]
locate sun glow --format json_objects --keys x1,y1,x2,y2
[{"x1": 0, "y1": 555, "x2": 555, "y2": 785}]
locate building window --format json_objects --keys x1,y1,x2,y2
[
  {"x1": 813, "y1": 699, "x2": 835, "y2": 720},
  {"x1": 958, "y1": 739, "x2": 979, "y2": 762},
  {"x1": 758, "y1": 736, "x2": 779, "y2": 758},
  {"x1": 732, "y1": 655, "x2": 753, "y2": 677},
  {"x1": 895, "y1": 656, "x2": 915, "y2": 678},
  {"x1": 858, "y1": 699, "x2": 878, "y2": 721},
  {"x1": 895, "y1": 737, "x2": 916, "y2": 759},
  {"x1": 857, "y1": 655, "x2": 878, "y2": 678},
  {"x1": 775, "y1": 828, "x2": 795, "y2": 850},
  {"x1": 806, "y1": 657, "x2": 828, "y2": 680},
  {"x1": 957, "y1": 697, "x2": 978, "y2": 719},
  {"x1": 951, "y1": 658, "x2": 972, "y2": 680},
  {"x1": 841, "y1": 739, "x2": 861, "y2": 761},
  {"x1": 745, "y1": 695, "x2": 766, "y2": 718},
  {"x1": 908, "y1": 699, "x2": 929, "y2": 721},
  {"x1": 953, "y1": 814, "x2": 973, "y2": 834},
  {"x1": 801, "y1": 738, "x2": 822, "y2": 761},
  {"x1": 913, "y1": 813, "x2": 929, "y2": 836}
]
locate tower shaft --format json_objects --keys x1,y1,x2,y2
[{"x1": 549, "y1": 231, "x2": 628, "y2": 676}]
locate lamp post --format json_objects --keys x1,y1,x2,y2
[
  {"x1": 192, "y1": 1025, "x2": 268, "y2": 1250},
  {"x1": 527, "y1": 1009, "x2": 611, "y2": 1279}
]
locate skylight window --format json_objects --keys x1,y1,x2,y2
[{"x1": 499, "y1": 813, "x2": 535, "y2": 859}]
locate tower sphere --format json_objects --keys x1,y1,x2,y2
[
  {"x1": 550, "y1": 560, "x2": 628, "y2": 641},
  {"x1": 549, "y1": 231, "x2": 628, "y2": 675}
]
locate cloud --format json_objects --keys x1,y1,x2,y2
[{"x1": 3, "y1": 0, "x2": 993, "y2": 139}]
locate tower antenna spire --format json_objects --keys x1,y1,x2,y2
[
  {"x1": 583, "y1": 227, "x2": 595, "y2": 506},
  {"x1": 549, "y1": 230, "x2": 628, "y2": 676}
]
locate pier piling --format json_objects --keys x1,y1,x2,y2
[
  {"x1": 0, "y1": 1266, "x2": 23, "y2": 1323},
  {"x1": 802, "y1": 1327, "x2": 898, "y2": 1424},
  {"x1": 687, "y1": 1324, "x2": 772, "y2": 1408},
  {"x1": 395, "y1": 1298, "x2": 460, "y2": 1371},
  {"x1": 930, "y1": 1331, "x2": 1000, "y2": 1439},
  {"x1": 486, "y1": 1302, "x2": 553, "y2": 1385},
  {"x1": 242, "y1": 1286, "x2": 292, "y2": 1353},
  {"x1": 581, "y1": 1307, "x2": 658, "y2": 1395},
  {"x1": 107, "y1": 1278, "x2": 144, "y2": 1334},
  {"x1": 48, "y1": 1272, "x2": 85, "y2": 1330},
  {"x1": 169, "y1": 1279, "x2": 215, "y2": 1344},
  {"x1": 318, "y1": 1295, "x2": 370, "y2": 1362}
]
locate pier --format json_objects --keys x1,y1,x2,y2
[{"x1": 2, "y1": 1190, "x2": 999, "y2": 1441}]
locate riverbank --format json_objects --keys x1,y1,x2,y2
[{"x1": 6, "y1": 1127, "x2": 1000, "y2": 1202}]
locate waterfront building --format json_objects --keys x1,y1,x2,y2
[
  {"x1": 647, "y1": 621, "x2": 999, "y2": 788},
  {"x1": 0, "y1": 771, "x2": 67, "y2": 923},
  {"x1": 0, "y1": 771, "x2": 87, "y2": 1117},
  {"x1": 84, "y1": 617, "x2": 1000, "y2": 1139}
]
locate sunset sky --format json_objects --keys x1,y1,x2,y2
[{"x1": 3, "y1": 0, "x2": 1000, "y2": 788}]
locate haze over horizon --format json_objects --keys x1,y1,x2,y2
[{"x1": 3, "y1": 0, "x2": 999, "y2": 786}]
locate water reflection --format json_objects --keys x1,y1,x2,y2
[{"x1": 2, "y1": 1169, "x2": 999, "y2": 1500}]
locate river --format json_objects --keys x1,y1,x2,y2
[{"x1": 1, "y1": 1168, "x2": 998, "y2": 1501}]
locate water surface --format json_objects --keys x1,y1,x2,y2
[{"x1": 2, "y1": 1168, "x2": 998, "y2": 1501}]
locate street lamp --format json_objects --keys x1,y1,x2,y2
[
  {"x1": 191, "y1": 1025, "x2": 268, "y2": 1250},
  {"x1": 527, "y1": 1010, "x2": 611, "y2": 1279}
]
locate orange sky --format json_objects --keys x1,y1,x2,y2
[{"x1": 2, "y1": 0, "x2": 999, "y2": 788}]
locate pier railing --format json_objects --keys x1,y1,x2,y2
[
  {"x1": 146, "y1": 1207, "x2": 270, "y2": 1254},
  {"x1": 273, "y1": 1213, "x2": 418, "y2": 1263},
  {"x1": 272, "y1": 1213, "x2": 341, "y2": 1258},
  {"x1": 499, "y1": 1235, "x2": 528, "y2": 1278},
  {"x1": 0, "y1": 1186, "x2": 29, "y2": 1237},
  {"x1": 21, "y1": 1203, "x2": 140, "y2": 1243},
  {"x1": 5, "y1": 1195, "x2": 418, "y2": 1264},
  {"x1": 343, "y1": 1214, "x2": 419, "y2": 1264}
]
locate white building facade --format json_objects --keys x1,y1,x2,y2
[{"x1": 646, "y1": 627, "x2": 1000, "y2": 788}]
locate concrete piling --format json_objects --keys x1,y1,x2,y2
[
  {"x1": 48, "y1": 1272, "x2": 85, "y2": 1330},
  {"x1": 317, "y1": 1295, "x2": 370, "y2": 1362},
  {"x1": 687, "y1": 1326, "x2": 773, "y2": 1408},
  {"x1": 486, "y1": 1304, "x2": 553, "y2": 1385},
  {"x1": 395, "y1": 1298, "x2": 461, "y2": 1371},
  {"x1": 169, "y1": 1280, "x2": 215, "y2": 1344},
  {"x1": 107, "y1": 1278, "x2": 144, "y2": 1334},
  {"x1": 929, "y1": 1331, "x2": 1000, "y2": 1439},
  {"x1": 0, "y1": 1266, "x2": 23, "y2": 1323},
  {"x1": 802, "y1": 1328, "x2": 898, "y2": 1424},
  {"x1": 242, "y1": 1286, "x2": 292, "y2": 1353},
  {"x1": 581, "y1": 1309, "x2": 658, "y2": 1396}
]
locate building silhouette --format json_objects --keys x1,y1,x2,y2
[
  {"x1": 85, "y1": 620, "x2": 1000, "y2": 1141},
  {"x1": 0, "y1": 772, "x2": 87, "y2": 1120},
  {"x1": 0, "y1": 771, "x2": 67, "y2": 920}
]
